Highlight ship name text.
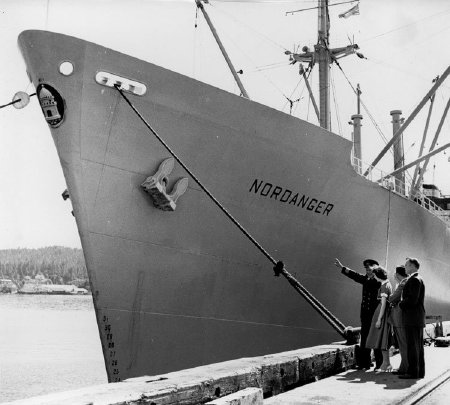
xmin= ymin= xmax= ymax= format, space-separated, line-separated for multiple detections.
xmin=249 ymin=179 xmax=334 ymax=216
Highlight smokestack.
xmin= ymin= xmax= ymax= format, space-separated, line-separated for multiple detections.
xmin=351 ymin=114 xmax=363 ymax=174
xmin=391 ymin=110 xmax=405 ymax=194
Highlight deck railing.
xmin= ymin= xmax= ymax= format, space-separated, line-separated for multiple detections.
xmin=352 ymin=156 xmax=450 ymax=224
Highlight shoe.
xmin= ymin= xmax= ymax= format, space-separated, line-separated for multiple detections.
xmin=356 ymin=365 xmax=370 ymax=370
xmin=398 ymin=374 xmax=419 ymax=379
xmin=377 ymin=364 xmax=392 ymax=372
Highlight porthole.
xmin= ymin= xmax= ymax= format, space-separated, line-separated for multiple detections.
xmin=59 ymin=61 xmax=74 ymax=76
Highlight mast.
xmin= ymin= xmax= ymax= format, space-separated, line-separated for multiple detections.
xmin=413 ymin=97 xmax=450 ymax=193
xmin=410 ymin=80 xmax=437 ymax=195
xmin=364 ymin=66 xmax=450 ymax=177
xmin=317 ymin=0 xmax=331 ymax=129
xmin=290 ymin=0 xmax=359 ymax=130
xmin=351 ymin=83 xmax=362 ymax=170
xmin=299 ymin=64 xmax=320 ymax=120
xmin=196 ymin=0 xmax=249 ymax=99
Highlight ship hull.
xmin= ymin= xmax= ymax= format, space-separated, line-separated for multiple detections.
xmin=19 ymin=30 xmax=450 ymax=382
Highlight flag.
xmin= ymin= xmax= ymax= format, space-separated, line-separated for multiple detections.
xmin=339 ymin=3 xmax=359 ymax=19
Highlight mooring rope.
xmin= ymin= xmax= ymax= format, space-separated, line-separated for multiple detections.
xmin=0 ymin=93 xmax=36 ymax=110
xmin=385 ymin=184 xmax=392 ymax=269
xmin=114 ymin=85 xmax=351 ymax=339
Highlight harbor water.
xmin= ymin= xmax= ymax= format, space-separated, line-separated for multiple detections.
xmin=0 ymin=294 xmax=107 ymax=402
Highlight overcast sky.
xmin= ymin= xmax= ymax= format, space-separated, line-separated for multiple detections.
xmin=1 ymin=0 xmax=449 ymax=249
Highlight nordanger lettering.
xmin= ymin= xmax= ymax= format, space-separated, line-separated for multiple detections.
xmin=249 ymin=179 xmax=334 ymax=216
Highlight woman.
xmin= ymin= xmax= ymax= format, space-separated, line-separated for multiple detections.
xmin=388 ymin=265 xmax=409 ymax=375
xmin=366 ymin=266 xmax=393 ymax=372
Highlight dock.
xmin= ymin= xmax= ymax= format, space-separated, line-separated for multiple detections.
xmin=4 ymin=323 xmax=450 ymax=405
xmin=265 ymin=345 xmax=450 ymax=405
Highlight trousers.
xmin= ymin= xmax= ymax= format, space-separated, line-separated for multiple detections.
xmin=393 ymin=326 xmax=408 ymax=373
xmin=404 ymin=326 xmax=425 ymax=378
xmin=359 ymin=318 xmax=382 ymax=368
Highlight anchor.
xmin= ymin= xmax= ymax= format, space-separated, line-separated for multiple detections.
xmin=141 ymin=157 xmax=189 ymax=211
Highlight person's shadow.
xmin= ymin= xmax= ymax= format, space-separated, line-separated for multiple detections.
xmin=336 ymin=369 xmax=418 ymax=390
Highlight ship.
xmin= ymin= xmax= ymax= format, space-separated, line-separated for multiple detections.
xmin=17 ymin=0 xmax=450 ymax=383
xmin=17 ymin=274 xmax=88 ymax=295
xmin=0 ymin=279 xmax=18 ymax=294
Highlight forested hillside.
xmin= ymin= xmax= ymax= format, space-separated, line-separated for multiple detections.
xmin=0 ymin=246 xmax=88 ymax=288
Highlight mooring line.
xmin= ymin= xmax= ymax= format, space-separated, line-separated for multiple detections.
xmin=0 ymin=92 xmax=36 ymax=109
xmin=114 ymin=85 xmax=350 ymax=339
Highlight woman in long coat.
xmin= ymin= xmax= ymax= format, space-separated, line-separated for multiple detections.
xmin=388 ymin=265 xmax=409 ymax=374
xmin=366 ymin=267 xmax=393 ymax=371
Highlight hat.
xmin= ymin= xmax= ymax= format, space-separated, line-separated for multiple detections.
xmin=363 ymin=259 xmax=379 ymax=267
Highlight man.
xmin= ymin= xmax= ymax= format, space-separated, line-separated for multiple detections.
xmin=334 ymin=258 xmax=382 ymax=370
xmin=398 ymin=257 xmax=425 ymax=379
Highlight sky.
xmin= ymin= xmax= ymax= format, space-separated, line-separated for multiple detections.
xmin=1 ymin=0 xmax=449 ymax=249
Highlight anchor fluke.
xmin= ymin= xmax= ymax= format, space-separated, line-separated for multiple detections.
xmin=141 ymin=157 xmax=189 ymax=211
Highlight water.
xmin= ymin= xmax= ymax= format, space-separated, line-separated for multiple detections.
xmin=0 ymin=294 xmax=107 ymax=403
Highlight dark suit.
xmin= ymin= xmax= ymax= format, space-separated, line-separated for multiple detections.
xmin=399 ymin=272 xmax=425 ymax=378
xmin=342 ymin=268 xmax=382 ymax=368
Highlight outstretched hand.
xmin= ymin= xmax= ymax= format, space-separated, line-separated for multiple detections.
xmin=334 ymin=258 xmax=343 ymax=268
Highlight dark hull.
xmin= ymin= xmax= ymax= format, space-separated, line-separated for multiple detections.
xmin=18 ymin=30 xmax=450 ymax=382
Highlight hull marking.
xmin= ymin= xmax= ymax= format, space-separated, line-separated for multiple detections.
xmin=249 ymin=179 xmax=334 ymax=216
xmin=37 ymin=84 xmax=64 ymax=127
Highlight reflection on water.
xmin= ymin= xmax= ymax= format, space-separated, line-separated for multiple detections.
xmin=0 ymin=294 xmax=107 ymax=402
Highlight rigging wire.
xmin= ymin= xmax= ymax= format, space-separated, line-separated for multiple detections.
xmin=200 ymin=0 xmax=449 ymax=190
xmin=333 ymin=59 xmax=391 ymax=147
xmin=385 ymin=185 xmax=392 ymax=269
xmin=193 ymin=4 xmax=200 ymax=78
xmin=254 ymin=61 xmax=291 ymax=72
xmin=210 ymin=0 xmax=290 ymax=53
xmin=291 ymin=65 xmax=315 ymax=118
xmin=330 ymin=70 xmax=342 ymax=135
xmin=331 ymin=54 xmax=421 ymax=189
xmin=361 ymin=7 xmax=450 ymax=44
xmin=286 ymin=0 xmax=358 ymax=16
xmin=282 ymin=66 xmax=310 ymax=115
xmin=355 ymin=11 xmax=450 ymax=87
xmin=45 ymin=0 xmax=50 ymax=29
xmin=202 ymin=1 xmax=292 ymax=101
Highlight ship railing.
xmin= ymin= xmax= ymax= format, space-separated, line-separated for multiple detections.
xmin=352 ymin=156 xmax=449 ymax=224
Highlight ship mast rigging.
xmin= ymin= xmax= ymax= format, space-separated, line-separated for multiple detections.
xmin=364 ymin=66 xmax=450 ymax=177
xmin=195 ymin=0 xmax=250 ymax=99
xmin=410 ymin=89 xmax=436 ymax=195
xmin=287 ymin=0 xmax=360 ymax=130
xmin=197 ymin=0 xmax=359 ymax=129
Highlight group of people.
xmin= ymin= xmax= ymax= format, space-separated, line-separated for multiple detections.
xmin=334 ymin=257 xmax=426 ymax=379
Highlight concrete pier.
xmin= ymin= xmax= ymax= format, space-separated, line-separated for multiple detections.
xmin=4 ymin=322 xmax=449 ymax=405
xmin=3 ymin=343 xmax=355 ymax=405
xmin=264 ymin=345 xmax=450 ymax=405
